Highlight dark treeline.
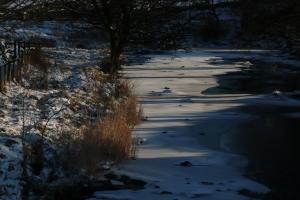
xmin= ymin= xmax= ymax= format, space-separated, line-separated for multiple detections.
xmin=1 ymin=0 xmax=191 ymax=73
xmin=239 ymin=0 xmax=300 ymax=53
xmin=1 ymin=0 xmax=300 ymax=70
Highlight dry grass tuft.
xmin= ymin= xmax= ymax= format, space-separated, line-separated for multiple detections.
xmin=78 ymin=108 xmax=130 ymax=172
xmin=56 ymin=77 xmax=142 ymax=174
xmin=76 ymin=94 xmax=142 ymax=173
xmin=80 ymin=113 xmax=131 ymax=171
xmin=116 ymin=79 xmax=133 ymax=98
xmin=122 ymin=96 xmax=143 ymax=128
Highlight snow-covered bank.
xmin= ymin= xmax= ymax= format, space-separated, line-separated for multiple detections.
xmin=0 ymin=136 xmax=22 ymax=199
xmin=0 ymin=47 xmax=128 ymax=199
xmin=0 ymin=21 xmax=108 ymax=49
xmin=89 ymin=49 xmax=300 ymax=200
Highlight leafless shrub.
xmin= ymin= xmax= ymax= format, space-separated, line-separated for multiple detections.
xmin=59 ymin=90 xmax=142 ymax=174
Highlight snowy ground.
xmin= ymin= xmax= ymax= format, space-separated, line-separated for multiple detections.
xmin=0 ymin=47 xmax=110 ymax=200
xmin=0 ymin=136 xmax=22 ymax=200
xmin=0 ymin=21 xmax=107 ymax=48
xmin=89 ymin=49 xmax=300 ymax=200
xmin=1 ymin=37 xmax=300 ymax=199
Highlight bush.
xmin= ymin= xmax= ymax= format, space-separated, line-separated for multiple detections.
xmin=122 ymin=96 xmax=143 ymax=128
xmin=60 ymin=92 xmax=142 ymax=174
xmin=79 ymin=109 xmax=131 ymax=168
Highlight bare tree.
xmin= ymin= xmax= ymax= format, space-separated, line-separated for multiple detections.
xmin=57 ymin=0 xmax=181 ymax=74
xmin=90 ymin=0 xmax=132 ymax=73
xmin=2 ymin=0 xmax=190 ymax=73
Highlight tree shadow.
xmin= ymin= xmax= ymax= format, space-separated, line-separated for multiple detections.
xmin=138 ymin=94 xmax=300 ymax=199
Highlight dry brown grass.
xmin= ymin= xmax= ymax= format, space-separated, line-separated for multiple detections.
xmin=76 ymin=94 xmax=142 ymax=173
xmin=115 ymin=79 xmax=133 ymax=98
xmin=121 ymin=96 xmax=143 ymax=128
xmin=55 ymin=76 xmax=142 ymax=174
xmin=78 ymin=108 xmax=130 ymax=172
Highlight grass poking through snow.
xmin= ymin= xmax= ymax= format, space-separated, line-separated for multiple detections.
xmin=59 ymin=78 xmax=143 ymax=174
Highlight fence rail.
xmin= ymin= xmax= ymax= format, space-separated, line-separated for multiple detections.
xmin=0 ymin=41 xmax=41 ymax=91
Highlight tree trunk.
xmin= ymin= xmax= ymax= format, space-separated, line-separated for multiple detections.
xmin=210 ymin=0 xmax=220 ymax=24
xmin=110 ymin=36 xmax=123 ymax=74
xmin=110 ymin=48 xmax=121 ymax=74
xmin=240 ymin=0 xmax=250 ymax=34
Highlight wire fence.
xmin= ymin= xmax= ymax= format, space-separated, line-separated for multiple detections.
xmin=0 ymin=41 xmax=41 ymax=91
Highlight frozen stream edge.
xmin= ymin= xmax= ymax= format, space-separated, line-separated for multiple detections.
xmin=89 ymin=49 xmax=286 ymax=200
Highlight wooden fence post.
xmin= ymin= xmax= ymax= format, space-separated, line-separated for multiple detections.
xmin=0 ymin=65 xmax=4 ymax=90
xmin=12 ymin=62 xmax=15 ymax=81
xmin=4 ymin=62 xmax=8 ymax=82
xmin=14 ymin=41 xmax=17 ymax=59
xmin=18 ymin=41 xmax=21 ymax=58
xmin=0 ymin=41 xmax=41 ymax=90
xmin=15 ymin=59 xmax=21 ymax=82
xmin=7 ymin=61 xmax=14 ymax=83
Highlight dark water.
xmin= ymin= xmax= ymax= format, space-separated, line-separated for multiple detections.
xmin=208 ymin=57 xmax=300 ymax=199
xmin=232 ymin=105 xmax=300 ymax=200
xmin=203 ymin=58 xmax=300 ymax=97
